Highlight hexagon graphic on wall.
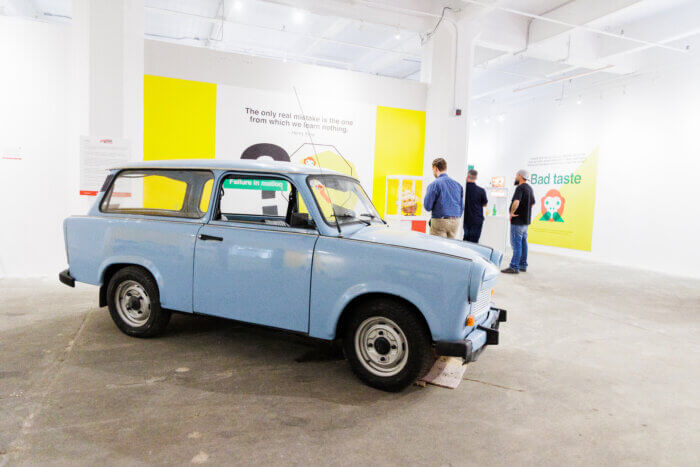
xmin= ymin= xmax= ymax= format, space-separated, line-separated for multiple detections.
xmin=291 ymin=144 xmax=359 ymax=214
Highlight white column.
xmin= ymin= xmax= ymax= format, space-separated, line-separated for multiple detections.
xmin=421 ymin=19 xmax=480 ymax=234
xmin=69 ymin=0 xmax=144 ymax=212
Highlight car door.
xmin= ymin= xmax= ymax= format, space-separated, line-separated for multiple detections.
xmin=192 ymin=172 xmax=318 ymax=332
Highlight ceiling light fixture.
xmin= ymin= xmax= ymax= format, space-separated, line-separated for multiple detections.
xmin=233 ymin=1 xmax=243 ymax=11
xmin=292 ymin=10 xmax=305 ymax=23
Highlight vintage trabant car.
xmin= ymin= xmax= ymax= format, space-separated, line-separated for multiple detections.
xmin=60 ymin=160 xmax=506 ymax=391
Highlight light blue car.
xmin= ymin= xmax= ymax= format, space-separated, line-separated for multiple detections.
xmin=60 ymin=159 xmax=506 ymax=391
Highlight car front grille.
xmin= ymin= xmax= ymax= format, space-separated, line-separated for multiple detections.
xmin=471 ymin=287 xmax=492 ymax=325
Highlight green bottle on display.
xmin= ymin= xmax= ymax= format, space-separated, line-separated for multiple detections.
xmin=492 ymin=205 xmax=497 ymax=216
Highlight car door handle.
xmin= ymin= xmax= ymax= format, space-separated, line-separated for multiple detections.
xmin=198 ymin=234 xmax=223 ymax=242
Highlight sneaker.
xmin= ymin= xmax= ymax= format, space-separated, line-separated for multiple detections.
xmin=501 ymin=267 xmax=519 ymax=274
xmin=520 ymin=268 xmax=527 ymax=272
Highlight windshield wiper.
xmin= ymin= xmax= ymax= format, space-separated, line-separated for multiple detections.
xmin=335 ymin=214 xmax=371 ymax=226
xmin=360 ymin=213 xmax=386 ymax=225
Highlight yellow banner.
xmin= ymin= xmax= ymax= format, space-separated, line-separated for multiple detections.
xmin=528 ymin=148 xmax=599 ymax=251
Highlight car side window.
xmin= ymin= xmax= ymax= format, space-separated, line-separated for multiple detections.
xmin=217 ymin=175 xmax=315 ymax=229
xmin=101 ymin=170 xmax=214 ymax=219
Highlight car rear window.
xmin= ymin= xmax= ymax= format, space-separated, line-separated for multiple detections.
xmin=101 ymin=169 xmax=214 ymax=219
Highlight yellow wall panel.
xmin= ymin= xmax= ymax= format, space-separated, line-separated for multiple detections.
xmin=372 ymin=106 xmax=426 ymax=217
xmin=143 ymin=75 xmax=217 ymax=206
xmin=143 ymin=74 xmax=217 ymax=160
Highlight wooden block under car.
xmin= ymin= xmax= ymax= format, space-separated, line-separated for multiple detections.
xmin=419 ymin=356 xmax=467 ymax=389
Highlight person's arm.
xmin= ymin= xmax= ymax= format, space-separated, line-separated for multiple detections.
xmin=481 ymin=189 xmax=488 ymax=207
xmin=423 ymin=183 xmax=436 ymax=212
xmin=510 ymin=186 xmax=522 ymax=220
xmin=458 ymin=184 xmax=464 ymax=216
xmin=510 ymin=200 xmax=520 ymax=220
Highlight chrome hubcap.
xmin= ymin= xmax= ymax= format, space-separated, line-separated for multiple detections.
xmin=115 ymin=280 xmax=151 ymax=327
xmin=354 ymin=316 xmax=408 ymax=377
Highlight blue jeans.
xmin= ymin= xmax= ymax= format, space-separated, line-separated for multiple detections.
xmin=510 ymin=224 xmax=529 ymax=270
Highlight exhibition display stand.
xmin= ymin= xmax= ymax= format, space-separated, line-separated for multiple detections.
xmin=481 ymin=185 xmax=510 ymax=253
xmin=384 ymin=175 xmax=430 ymax=233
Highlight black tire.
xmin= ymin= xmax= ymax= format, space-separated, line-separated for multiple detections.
xmin=343 ymin=299 xmax=434 ymax=392
xmin=106 ymin=266 xmax=170 ymax=337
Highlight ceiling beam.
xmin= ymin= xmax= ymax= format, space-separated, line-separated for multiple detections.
xmin=356 ymin=35 xmax=420 ymax=74
xmin=300 ymin=17 xmax=350 ymax=56
xmin=5 ymin=0 xmax=40 ymax=19
xmin=461 ymin=0 xmax=688 ymax=53
xmin=256 ymin=0 xmax=436 ymax=32
xmin=206 ymin=0 xmax=226 ymax=47
xmin=145 ymin=7 xmax=421 ymax=60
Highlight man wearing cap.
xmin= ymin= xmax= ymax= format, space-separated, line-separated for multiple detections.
xmin=423 ymin=157 xmax=464 ymax=239
xmin=502 ymin=169 xmax=536 ymax=274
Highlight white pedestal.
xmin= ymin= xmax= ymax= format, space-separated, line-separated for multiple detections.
xmin=481 ymin=216 xmax=509 ymax=254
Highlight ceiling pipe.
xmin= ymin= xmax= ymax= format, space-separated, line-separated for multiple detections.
xmin=513 ymin=64 xmax=614 ymax=92
xmin=460 ymin=0 xmax=689 ymax=54
xmin=471 ymin=63 xmax=613 ymax=100
xmin=353 ymin=0 xmax=462 ymax=109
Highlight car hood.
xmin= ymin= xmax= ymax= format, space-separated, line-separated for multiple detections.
xmin=348 ymin=225 xmax=501 ymax=282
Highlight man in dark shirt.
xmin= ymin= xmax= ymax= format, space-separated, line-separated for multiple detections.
xmin=502 ymin=169 xmax=536 ymax=274
xmin=463 ymin=169 xmax=488 ymax=243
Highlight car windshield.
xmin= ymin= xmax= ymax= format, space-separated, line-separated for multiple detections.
xmin=307 ymin=175 xmax=382 ymax=226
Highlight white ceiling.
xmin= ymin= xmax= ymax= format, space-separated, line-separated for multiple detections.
xmin=469 ymin=0 xmax=700 ymax=109
xmin=1 ymin=0 xmax=699 ymax=101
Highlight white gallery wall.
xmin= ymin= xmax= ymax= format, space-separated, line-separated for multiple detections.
xmin=0 ymin=16 xmax=74 ymax=278
xmin=469 ymin=61 xmax=700 ymax=279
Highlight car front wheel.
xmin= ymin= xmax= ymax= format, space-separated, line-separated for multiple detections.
xmin=343 ymin=299 xmax=434 ymax=392
xmin=106 ymin=266 xmax=170 ymax=337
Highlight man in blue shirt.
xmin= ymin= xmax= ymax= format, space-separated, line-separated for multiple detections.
xmin=423 ymin=157 xmax=464 ymax=239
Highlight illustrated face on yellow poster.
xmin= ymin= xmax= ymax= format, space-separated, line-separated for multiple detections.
xmin=527 ymin=148 xmax=599 ymax=251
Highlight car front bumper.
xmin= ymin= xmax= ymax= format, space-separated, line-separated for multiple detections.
xmin=435 ymin=307 xmax=506 ymax=362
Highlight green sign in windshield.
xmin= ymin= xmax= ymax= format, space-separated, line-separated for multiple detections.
xmin=223 ymin=178 xmax=289 ymax=191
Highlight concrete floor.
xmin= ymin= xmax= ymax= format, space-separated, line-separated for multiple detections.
xmin=1 ymin=252 xmax=698 ymax=465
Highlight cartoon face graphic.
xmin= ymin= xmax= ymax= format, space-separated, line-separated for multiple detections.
xmin=544 ymin=196 xmax=561 ymax=215
xmin=539 ymin=189 xmax=565 ymax=222
xmin=302 ymin=156 xmax=317 ymax=167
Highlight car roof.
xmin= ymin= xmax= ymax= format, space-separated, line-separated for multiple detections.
xmin=111 ymin=158 xmax=344 ymax=176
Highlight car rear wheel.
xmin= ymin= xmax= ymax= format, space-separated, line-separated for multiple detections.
xmin=343 ymin=299 xmax=434 ymax=392
xmin=106 ymin=266 xmax=170 ymax=337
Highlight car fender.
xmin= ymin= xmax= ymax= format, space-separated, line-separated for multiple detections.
xmin=331 ymin=280 xmax=433 ymax=333
xmin=98 ymin=256 xmax=165 ymax=301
